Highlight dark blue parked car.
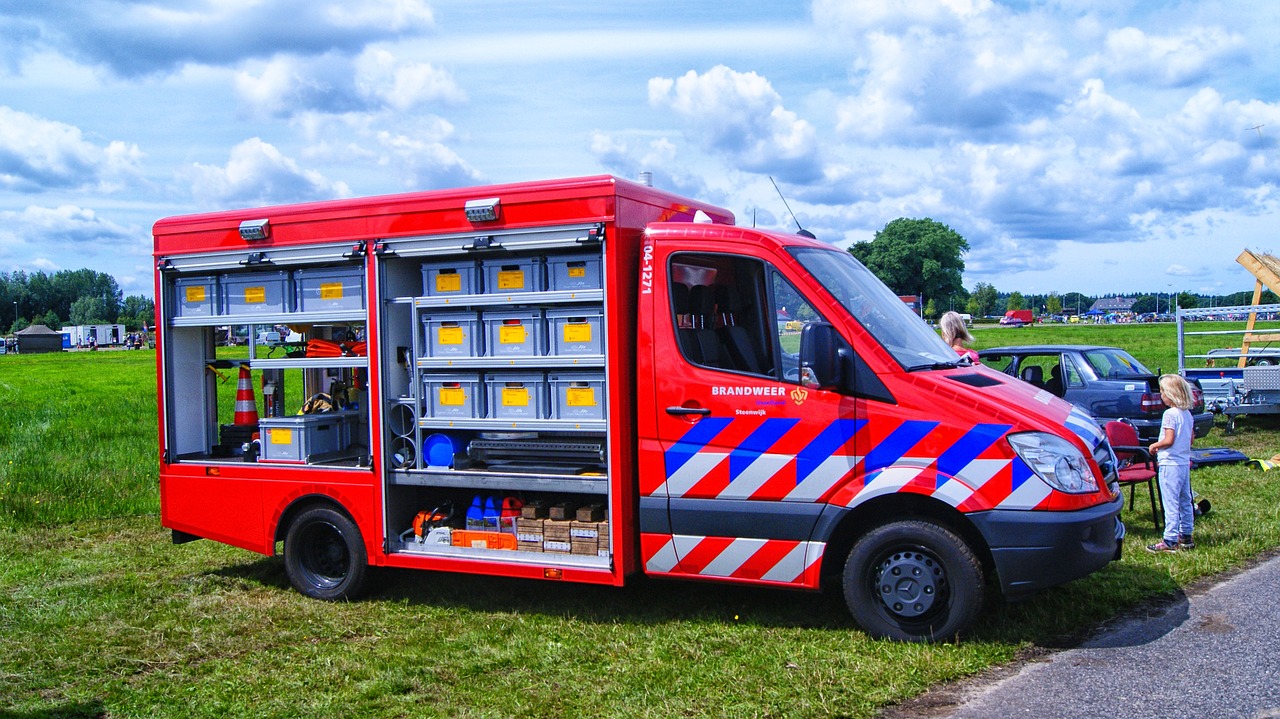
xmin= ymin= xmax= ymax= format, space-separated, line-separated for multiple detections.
xmin=978 ymin=344 xmax=1212 ymax=441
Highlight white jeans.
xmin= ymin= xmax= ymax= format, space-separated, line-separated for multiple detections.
xmin=1158 ymin=463 xmax=1193 ymax=544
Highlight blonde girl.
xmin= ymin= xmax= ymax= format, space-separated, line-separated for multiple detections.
xmin=1146 ymin=374 xmax=1195 ymax=552
xmin=940 ymin=311 xmax=979 ymax=363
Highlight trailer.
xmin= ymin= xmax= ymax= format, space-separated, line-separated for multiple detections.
xmin=1178 ymin=249 xmax=1280 ymax=432
xmin=64 ymin=323 xmax=126 ymax=348
xmin=154 ymin=176 xmax=1124 ymax=642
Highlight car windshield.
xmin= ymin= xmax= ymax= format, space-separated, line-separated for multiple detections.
xmin=1081 ymin=348 xmax=1152 ymax=379
xmin=788 ymin=247 xmax=956 ymax=369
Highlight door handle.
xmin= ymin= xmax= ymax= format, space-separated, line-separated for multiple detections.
xmin=665 ymin=406 xmax=711 ymax=416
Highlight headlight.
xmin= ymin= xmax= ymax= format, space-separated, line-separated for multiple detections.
xmin=1007 ymin=431 xmax=1099 ymax=494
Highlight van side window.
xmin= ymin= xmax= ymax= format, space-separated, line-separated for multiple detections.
xmin=770 ymin=270 xmax=826 ymax=383
xmin=669 ymin=254 xmax=827 ymax=383
xmin=669 ymin=254 xmax=773 ymax=377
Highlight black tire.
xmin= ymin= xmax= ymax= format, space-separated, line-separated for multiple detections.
xmin=842 ymin=520 xmax=985 ymax=642
xmin=284 ymin=506 xmax=368 ymax=601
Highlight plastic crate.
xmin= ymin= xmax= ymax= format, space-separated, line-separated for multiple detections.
xmin=172 ymin=275 xmax=219 ymax=317
xmin=549 ymin=372 xmax=606 ymax=420
xmin=422 ymin=373 xmax=483 ymax=419
xmin=422 ymin=259 xmax=480 ymax=297
xmin=484 ymin=372 xmax=547 ymax=420
xmin=546 ymin=308 xmax=603 ymax=356
xmin=259 ymin=413 xmax=347 ymax=463
xmin=451 ymin=530 xmax=517 ymax=551
xmin=483 ymin=309 xmax=545 ymax=357
xmin=295 ymin=266 xmax=365 ymax=312
xmin=421 ymin=311 xmax=482 ymax=358
xmin=482 ymin=257 xmax=544 ymax=295
xmin=222 ymin=271 xmax=292 ymax=315
xmin=547 ymin=253 xmax=602 ymax=291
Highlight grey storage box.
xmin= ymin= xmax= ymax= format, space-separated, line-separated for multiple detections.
xmin=173 ymin=275 xmax=219 ymax=317
xmin=421 ymin=311 xmax=482 ymax=358
xmin=483 ymin=309 xmax=545 ymax=357
xmin=295 ymin=266 xmax=365 ymax=312
xmin=259 ymin=413 xmax=349 ymax=463
xmin=423 ymin=373 xmax=483 ymax=419
xmin=482 ymin=257 xmax=544 ymax=295
xmin=484 ymin=372 xmax=547 ymax=420
xmin=222 ymin=271 xmax=292 ymax=315
xmin=422 ymin=260 xmax=480 ymax=297
xmin=547 ymin=253 xmax=603 ymax=291
xmin=546 ymin=308 xmax=603 ymax=356
xmin=549 ymin=372 xmax=606 ymax=420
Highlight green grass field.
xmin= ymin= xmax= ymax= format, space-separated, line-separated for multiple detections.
xmin=2 ymin=328 xmax=1279 ymax=717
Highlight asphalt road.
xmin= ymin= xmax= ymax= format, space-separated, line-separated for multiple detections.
xmin=890 ymin=552 xmax=1280 ymax=719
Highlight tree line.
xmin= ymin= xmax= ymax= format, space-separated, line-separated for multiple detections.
xmin=2 ymin=269 xmax=154 ymax=334
xmin=849 ymin=218 xmax=1276 ymax=319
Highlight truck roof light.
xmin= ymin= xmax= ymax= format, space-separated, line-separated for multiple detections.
xmin=465 ymin=197 xmax=501 ymax=223
xmin=239 ymin=218 xmax=270 ymax=241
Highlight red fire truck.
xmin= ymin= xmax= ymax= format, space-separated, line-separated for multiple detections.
xmin=154 ymin=175 xmax=1124 ymax=641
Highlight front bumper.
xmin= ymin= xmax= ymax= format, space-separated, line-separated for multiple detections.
xmin=969 ymin=492 xmax=1125 ymax=601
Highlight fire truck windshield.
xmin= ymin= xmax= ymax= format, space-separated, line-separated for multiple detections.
xmin=788 ymin=247 xmax=957 ymax=370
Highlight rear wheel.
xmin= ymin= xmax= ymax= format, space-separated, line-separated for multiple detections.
xmin=284 ymin=506 xmax=368 ymax=600
xmin=842 ymin=520 xmax=985 ymax=642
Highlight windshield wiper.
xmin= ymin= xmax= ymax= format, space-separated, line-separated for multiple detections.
xmin=907 ymin=359 xmax=962 ymax=372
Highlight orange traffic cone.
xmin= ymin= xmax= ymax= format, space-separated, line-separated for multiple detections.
xmin=234 ymin=365 xmax=259 ymax=426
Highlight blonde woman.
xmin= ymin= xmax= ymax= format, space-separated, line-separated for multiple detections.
xmin=1147 ymin=374 xmax=1195 ymax=552
xmin=940 ymin=311 xmax=979 ymax=363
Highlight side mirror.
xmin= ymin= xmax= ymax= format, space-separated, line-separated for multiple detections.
xmin=799 ymin=322 xmax=842 ymax=390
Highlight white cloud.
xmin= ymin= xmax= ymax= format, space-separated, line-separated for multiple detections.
xmin=0 ymin=204 xmax=137 ymax=272
xmin=185 ymin=138 xmax=351 ymax=207
xmin=4 ymin=0 xmax=436 ymax=77
xmin=648 ymin=65 xmax=821 ymax=183
xmin=1098 ymin=26 xmax=1248 ymax=87
xmin=354 ymin=49 xmax=466 ymax=112
xmin=0 ymin=106 xmax=142 ymax=193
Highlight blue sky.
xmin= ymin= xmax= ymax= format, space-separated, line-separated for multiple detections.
xmin=2 ymin=0 xmax=1278 ymax=300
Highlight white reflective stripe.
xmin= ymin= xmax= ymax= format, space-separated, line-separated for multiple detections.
xmin=955 ymin=458 xmax=1007 ymax=490
xmin=717 ymin=454 xmax=792 ymax=499
xmin=847 ymin=464 xmax=926 ymax=506
xmin=760 ymin=541 xmax=811 ymax=583
xmin=785 ymin=453 xmax=861 ymax=501
xmin=997 ymin=475 xmax=1053 ymax=509
xmin=645 ymin=538 xmax=680 ymax=573
xmin=658 ymin=452 xmax=728 ymax=498
xmin=700 ymin=537 xmax=764 ymax=577
xmin=931 ymin=476 xmax=976 ymax=507
xmin=803 ymin=542 xmax=826 ymax=578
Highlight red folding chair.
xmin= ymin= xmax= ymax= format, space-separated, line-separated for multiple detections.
xmin=1104 ymin=420 xmax=1162 ymax=532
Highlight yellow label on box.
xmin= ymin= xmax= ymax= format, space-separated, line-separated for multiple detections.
xmin=318 ymin=282 xmax=344 ymax=300
xmin=566 ymin=387 xmax=596 ymax=407
xmin=499 ymin=325 xmax=527 ymax=344
xmin=437 ymin=326 xmax=464 ymax=345
xmin=435 ymin=273 xmax=462 ymax=293
xmin=270 ymin=428 xmax=293 ymax=445
xmin=563 ymin=323 xmax=592 ymax=343
xmin=568 ymin=266 xmax=586 ymax=278
xmin=438 ymin=387 xmax=466 ymax=406
xmin=184 ymin=286 xmax=206 ymax=303
xmin=244 ymin=286 xmax=266 ymax=304
xmin=502 ymin=387 xmax=530 ymax=407
xmin=497 ymin=269 xmax=525 ymax=290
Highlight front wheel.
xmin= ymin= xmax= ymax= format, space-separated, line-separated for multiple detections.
xmin=842 ymin=520 xmax=985 ymax=642
xmin=284 ymin=506 xmax=369 ymax=601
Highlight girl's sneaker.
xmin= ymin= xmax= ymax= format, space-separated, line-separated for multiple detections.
xmin=1178 ymin=535 xmax=1195 ymax=549
xmin=1146 ymin=540 xmax=1179 ymax=553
